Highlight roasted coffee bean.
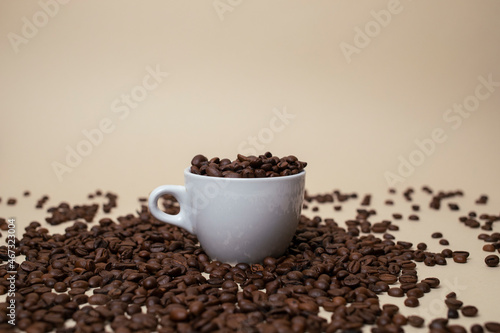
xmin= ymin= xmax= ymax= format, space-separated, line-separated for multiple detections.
xmin=387 ymin=287 xmax=404 ymax=297
xmin=406 ymin=288 xmax=424 ymax=298
xmin=483 ymin=244 xmax=496 ymax=252
xmin=417 ymin=242 xmax=427 ymax=250
xmin=461 ymin=305 xmax=478 ymax=317
xmin=421 ymin=277 xmax=440 ymax=288
xmin=485 ymin=322 xmax=500 ymax=332
xmin=445 ymin=298 xmax=463 ymax=310
xmin=432 ymin=232 xmax=443 ymax=238
xmin=53 ymin=282 xmax=67 ymax=292
xmin=429 ymin=318 xmax=449 ymax=330
xmin=453 ymin=254 xmax=468 ymax=264
xmin=408 ymin=315 xmax=425 ymax=328
xmin=448 ymin=325 xmax=467 ymax=333
xmin=485 ymin=255 xmax=500 ymax=267
xmin=448 ymin=308 xmax=459 ymax=319
xmin=379 ymin=274 xmax=398 ymax=284
xmin=89 ymin=294 xmax=111 ymax=305
xmin=471 ymin=324 xmax=484 ymax=333
xmin=439 ymin=239 xmax=450 ymax=245
xmin=404 ymin=296 xmax=419 ymax=307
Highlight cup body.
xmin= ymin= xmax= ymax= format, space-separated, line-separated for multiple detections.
xmin=149 ymin=167 xmax=305 ymax=264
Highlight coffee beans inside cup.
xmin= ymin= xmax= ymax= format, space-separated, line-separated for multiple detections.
xmin=190 ymin=152 xmax=307 ymax=178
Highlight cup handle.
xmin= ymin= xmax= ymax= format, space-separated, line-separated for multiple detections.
xmin=148 ymin=185 xmax=194 ymax=234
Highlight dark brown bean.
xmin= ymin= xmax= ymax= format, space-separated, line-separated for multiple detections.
xmin=471 ymin=324 xmax=484 ymax=333
xmin=445 ymin=298 xmax=463 ymax=310
xmin=485 ymin=255 xmax=500 ymax=267
xmin=404 ymin=296 xmax=419 ymax=307
xmin=387 ymin=287 xmax=404 ymax=297
xmin=407 ymin=315 xmax=424 ymax=328
xmin=461 ymin=305 xmax=478 ymax=317
xmin=89 ymin=294 xmax=111 ymax=305
xmin=485 ymin=322 xmax=500 ymax=332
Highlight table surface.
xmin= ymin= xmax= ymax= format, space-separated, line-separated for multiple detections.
xmin=1 ymin=1 xmax=500 ymax=331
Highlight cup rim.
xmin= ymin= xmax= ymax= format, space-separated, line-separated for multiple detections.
xmin=184 ymin=166 xmax=305 ymax=181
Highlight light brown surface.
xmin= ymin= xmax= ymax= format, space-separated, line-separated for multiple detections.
xmin=1 ymin=0 xmax=500 ymax=331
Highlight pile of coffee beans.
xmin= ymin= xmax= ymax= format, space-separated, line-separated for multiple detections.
xmin=190 ymin=152 xmax=306 ymax=178
xmin=1 ymin=186 xmax=499 ymax=333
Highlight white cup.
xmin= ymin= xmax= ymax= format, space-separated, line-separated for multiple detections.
xmin=148 ymin=167 xmax=306 ymax=264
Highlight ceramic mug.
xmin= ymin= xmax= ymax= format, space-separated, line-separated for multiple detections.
xmin=148 ymin=167 xmax=306 ymax=264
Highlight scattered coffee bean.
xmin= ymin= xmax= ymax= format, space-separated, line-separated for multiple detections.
xmin=448 ymin=324 xmax=467 ymax=333
xmin=485 ymin=255 xmax=499 ymax=267
xmin=471 ymin=324 xmax=484 ymax=333
xmin=448 ymin=308 xmax=460 ymax=319
xmin=432 ymin=232 xmax=443 ymax=238
xmin=361 ymin=194 xmax=371 ymax=206
xmin=440 ymin=239 xmax=450 ymax=245
xmin=409 ymin=214 xmax=419 ymax=221
xmin=485 ymin=322 xmax=500 ymax=332
xmin=461 ymin=305 xmax=479 ymax=317
xmin=404 ymin=297 xmax=419 ymax=307
xmin=417 ymin=242 xmax=427 ymax=250
xmin=476 ymin=195 xmax=488 ymax=205
xmin=483 ymin=244 xmax=496 ymax=252
xmin=89 ymin=294 xmax=111 ymax=305
xmin=388 ymin=287 xmax=404 ymax=297
xmin=445 ymin=298 xmax=463 ymax=310
xmin=408 ymin=315 xmax=425 ymax=328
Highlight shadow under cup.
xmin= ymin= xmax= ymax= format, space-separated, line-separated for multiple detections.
xmin=149 ymin=167 xmax=306 ymax=264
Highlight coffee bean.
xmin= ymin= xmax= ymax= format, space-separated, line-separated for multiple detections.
xmin=417 ymin=242 xmax=427 ymax=250
xmin=422 ymin=277 xmax=440 ymax=288
xmin=471 ymin=324 xmax=484 ymax=333
xmin=89 ymin=294 xmax=111 ymax=305
xmin=485 ymin=322 xmax=500 ymax=332
xmin=54 ymin=282 xmax=67 ymax=292
xmin=379 ymin=274 xmax=398 ymax=284
xmin=404 ymin=296 xmax=419 ymax=307
xmin=406 ymin=288 xmax=424 ymax=298
xmin=485 ymin=254 xmax=499 ymax=267
xmin=439 ymin=239 xmax=449 ymax=245
xmin=445 ymin=298 xmax=463 ymax=310
xmin=387 ymin=287 xmax=404 ymax=297
xmin=446 ymin=292 xmax=457 ymax=298
xmin=407 ymin=315 xmax=424 ymax=328
xmin=170 ymin=307 xmax=188 ymax=322
xmin=461 ymin=305 xmax=478 ymax=317
xmin=429 ymin=318 xmax=449 ymax=329
xmin=483 ymin=244 xmax=496 ymax=252
xmin=448 ymin=325 xmax=467 ymax=333
xmin=448 ymin=308 xmax=459 ymax=319
xmin=432 ymin=232 xmax=443 ymax=238
xmin=453 ymin=254 xmax=468 ymax=264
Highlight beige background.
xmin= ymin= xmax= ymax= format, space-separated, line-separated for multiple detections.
xmin=1 ymin=0 xmax=500 ymax=330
